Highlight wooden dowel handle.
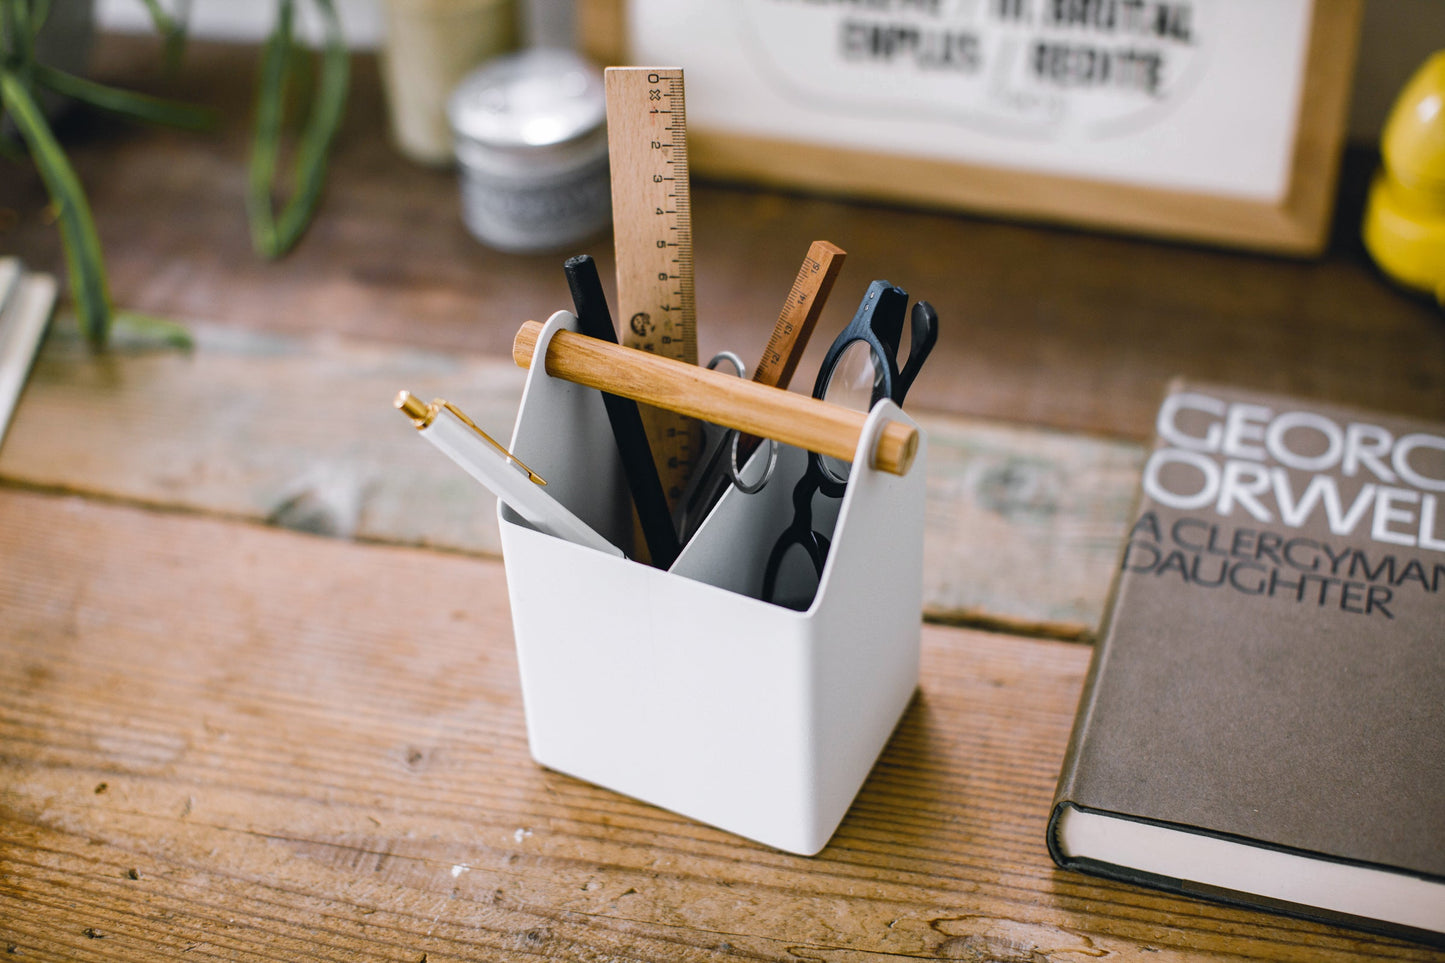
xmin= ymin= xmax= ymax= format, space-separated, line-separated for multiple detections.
xmin=513 ymin=320 xmax=918 ymax=477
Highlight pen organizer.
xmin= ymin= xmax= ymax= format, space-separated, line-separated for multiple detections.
xmin=498 ymin=311 xmax=925 ymax=855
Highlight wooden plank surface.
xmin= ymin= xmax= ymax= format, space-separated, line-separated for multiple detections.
xmin=1 ymin=31 xmax=1438 ymax=963
xmin=1 ymin=36 xmax=1441 ymax=443
xmin=0 ymin=316 xmax=1141 ymax=640
xmin=2 ymin=486 xmax=1440 ymax=961
xmin=0 ymin=317 xmax=532 ymax=552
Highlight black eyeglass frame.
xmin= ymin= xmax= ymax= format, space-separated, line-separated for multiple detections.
xmin=761 ymin=281 xmax=937 ymax=607
xmin=809 ymin=281 xmax=937 ymax=496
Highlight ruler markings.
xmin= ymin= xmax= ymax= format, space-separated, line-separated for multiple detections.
xmin=606 ymin=66 xmax=701 ymax=508
xmin=735 ymin=241 xmax=847 ymax=464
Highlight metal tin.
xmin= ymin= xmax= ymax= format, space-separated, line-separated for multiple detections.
xmin=448 ymin=48 xmax=610 ymax=253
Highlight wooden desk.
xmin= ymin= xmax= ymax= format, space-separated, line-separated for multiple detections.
xmin=1 ymin=36 xmax=1441 ymax=961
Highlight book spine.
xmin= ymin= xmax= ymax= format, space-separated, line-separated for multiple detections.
xmin=1046 ymin=440 xmax=1151 ymax=865
xmin=1046 ymin=636 xmax=1107 ymax=864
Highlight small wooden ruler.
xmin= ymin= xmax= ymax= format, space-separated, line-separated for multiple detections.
xmin=736 ymin=240 xmax=846 ymax=464
xmin=605 ymin=66 xmax=700 ymax=508
xmin=754 ymin=240 xmax=845 ymax=392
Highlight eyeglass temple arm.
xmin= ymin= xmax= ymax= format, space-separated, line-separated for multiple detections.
xmin=872 ymin=286 xmax=908 ymax=358
xmin=895 ymin=300 xmax=939 ymax=404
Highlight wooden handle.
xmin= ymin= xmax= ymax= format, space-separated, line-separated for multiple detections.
xmin=513 ymin=321 xmax=919 ymax=477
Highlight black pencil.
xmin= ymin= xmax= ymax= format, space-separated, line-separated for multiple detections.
xmin=562 ymin=255 xmax=682 ymax=569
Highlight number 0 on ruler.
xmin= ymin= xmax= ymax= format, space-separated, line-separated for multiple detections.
xmin=606 ymin=67 xmax=700 ymax=507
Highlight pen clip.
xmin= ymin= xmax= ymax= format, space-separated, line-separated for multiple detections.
xmin=395 ymin=390 xmax=547 ymax=486
xmin=438 ymin=401 xmax=547 ymax=486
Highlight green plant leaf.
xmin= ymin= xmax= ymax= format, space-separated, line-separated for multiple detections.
xmin=113 ymin=309 xmax=193 ymax=351
xmin=34 ymin=63 xmax=216 ymax=130
xmin=30 ymin=0 xmax=51 ymax=36
xmin=2 ymin=1 xmax=36 ymax=87
xmin=245 ymin=0 xmax=293 ymax=258
xmin=247 ymin=0 xmax=348 ymax=260
xmin=1 ymin=66 xmax=112 ymax=346
xmin=137 ymin=0 xmax=189 ymax=72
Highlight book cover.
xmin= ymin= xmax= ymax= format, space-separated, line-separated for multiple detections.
xmin=1048 ymin=380 xmax=1445 ymax=944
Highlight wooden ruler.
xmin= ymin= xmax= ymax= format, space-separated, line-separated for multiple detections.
xmin=605 ymin=66 xmax=700 ymax=509
xmin=754 ymin=240 xmax=846 ymax=392
xmin=735 ymin=240 xmax=846 ymax=464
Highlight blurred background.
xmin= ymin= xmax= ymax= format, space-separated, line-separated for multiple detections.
xmin=90 ymin=0 xmax=1442 ymax=144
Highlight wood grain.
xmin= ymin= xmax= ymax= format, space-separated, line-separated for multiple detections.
xmin=3 ymin=487 xmax=1440 ymax=961
xmin=753 ymin=240 xmax=846 ymax=394
xmin=605 ymin=66 xmax=698 ymax=368
xmin=513 ymin=320 xmax=919 ymax=476
xmin=0 ymin=31 xmax=1438 ymax=963
xmin=0 ymin=315 xmax=1140 ymax=639
xmin=0 ymin=316 xmax=531 ymax=551
xmin=0 ymin=37 xmax=1440 ymax=443
xmin=606 ymin=65 xmax=701 ymax=508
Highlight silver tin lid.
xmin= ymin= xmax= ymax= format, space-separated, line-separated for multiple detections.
xmin=448 ymin=48 xmax=606 ymax=177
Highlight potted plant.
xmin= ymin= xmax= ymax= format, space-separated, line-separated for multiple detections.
xmin=1 ymin=0 xmax=349 ymax=348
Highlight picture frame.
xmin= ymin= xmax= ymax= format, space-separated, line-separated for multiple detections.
xmin=578 ymin=0 xmax=1363 ymax=256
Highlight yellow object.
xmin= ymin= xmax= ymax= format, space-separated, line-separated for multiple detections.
xmin=1363 ymin=51 xmax=1445 ymax=305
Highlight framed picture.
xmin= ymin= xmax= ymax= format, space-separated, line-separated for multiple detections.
xmin=578 ymin=0 xmax=1362 ymax=255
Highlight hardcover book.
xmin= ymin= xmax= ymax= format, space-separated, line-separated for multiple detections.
xmin=1048 ymin=381 xmax=1445 ymax=944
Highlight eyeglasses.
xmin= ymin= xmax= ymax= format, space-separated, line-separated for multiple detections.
xmin=761 ymin=281 xmax=937 ymax=609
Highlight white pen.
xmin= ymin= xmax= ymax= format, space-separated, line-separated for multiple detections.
xmin=394 ymin=391 xmax=625 ymax=559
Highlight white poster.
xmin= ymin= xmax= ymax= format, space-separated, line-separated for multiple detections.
xmin=629 ymin=0 xmax=1315 ymax=201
